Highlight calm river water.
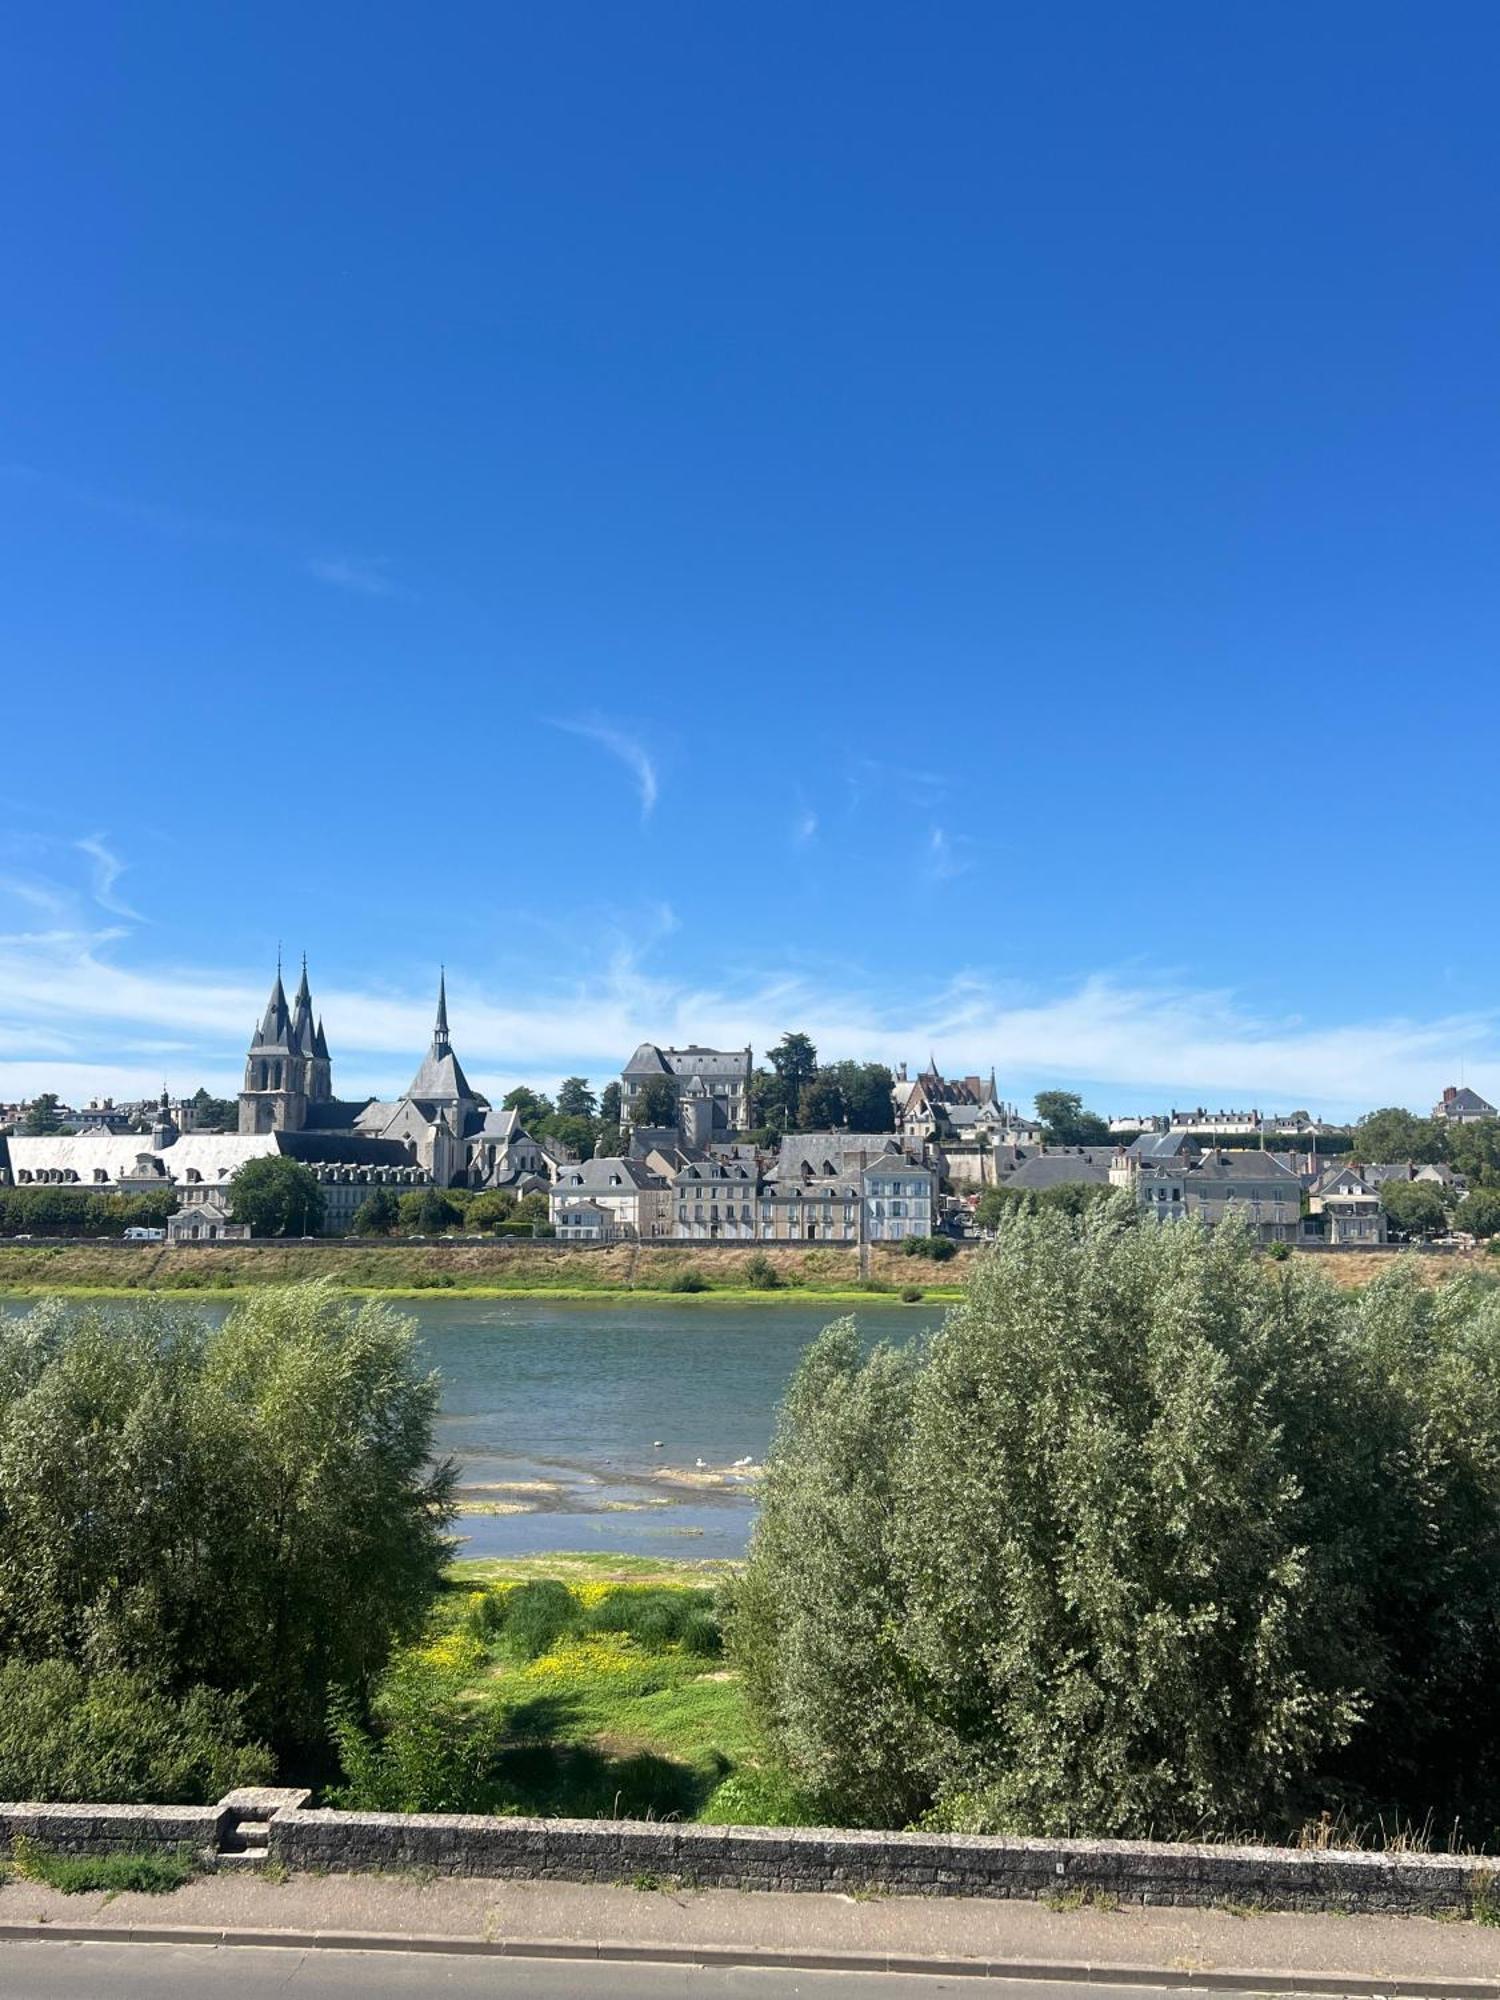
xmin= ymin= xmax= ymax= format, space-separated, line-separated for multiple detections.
xmin=1 ymin=1296 xmax=942 ymax=1560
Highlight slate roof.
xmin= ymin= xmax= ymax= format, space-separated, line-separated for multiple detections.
xmin=1187 ymin=1150 xmax=1301 ymax=1186
xmin=552 ymin=1158 xmax=669 ymax=1193
xmin=1004 ymin=1149 xmax=1115 ymax=1191
xmin=773 ymin=1132 xmax=905 ymax=1180
xmin=1437 ymin=1086 xmax=1497 ymax=1117
xmin=624 ymin=1043 xmax=750 ymax=1080
xmin=1128 ymin=1131 xmax=1199 ymax=1161
xmin=403 ymin=1047 xmax=483 ymax=1106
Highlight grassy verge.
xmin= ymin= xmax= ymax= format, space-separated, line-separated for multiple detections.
xmin=0 ymin=1239 xmax=974 ymax=1302
xmin=329 ymin=1553 xmax=815 ymax=1827
xmin=9 ymin=1836 xmax=198 ymax=1895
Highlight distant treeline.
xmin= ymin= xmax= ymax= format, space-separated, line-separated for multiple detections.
xmin=0 ymin=1188 xmax=177 ymax=1237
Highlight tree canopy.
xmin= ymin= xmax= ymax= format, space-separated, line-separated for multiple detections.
xmin=733 ymin=1204 xmax=1500 ymax=1840
xmin=227 ymin=1156 xmax=325 ymax=1238
xmin=20 ymin=1094 xmax=63 ymax=1136
xmin=1033 ymin=1091 xmax=1111 ymax=1146
xmin=1380 ymin=1179 xmax=1451 ymax=1239
xmin=631 ymin=1076 xmax=678 ymax=1128
xmin=0 ymin=1283 xmax=454 ymax=1758
xmin=1352 ymin=1106 xmax=1447 ymax=1165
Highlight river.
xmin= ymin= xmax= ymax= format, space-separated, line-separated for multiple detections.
xmin=1 ymin=1295 xmax=943 ymax=1561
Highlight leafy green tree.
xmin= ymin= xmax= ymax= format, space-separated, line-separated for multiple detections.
xmin=1380 ymin=1179 xmax=1451 ymax=1240
xmin=797 ymin=1073 xmax=846 ymax=1130
xmin=1353 ymin=1107 xmax=1448 ymax=1165
xmin=0 ymin=1660 xmax=271 ymax=1804
xmin=351 ymin=1186 xmax=400 ymax=1236
xmin=187 ymin=1088 xmax=238 ymax=1132
xmin=767 ymin=1034 xmax=819 ymax=1119
xmin=1446 ymin=1119 xmax=1500 ymax=1186
xmin=555 ymin=1077 xmax=597 ymax=1120
xmin=501 ymin=1087 xmax=554 ymax=1130
xmin=726 ymin=1320 xmax=926 ymax=1826
xmin=515 ymin=1191 xmax=549 ymax=1224
xmin=21 ymin=1094 xmax=63 ymax=1136
xmin=632 ymin=1077 xmax=678 ymax=1128
xmin=543 ymin=1113 xmax=596 ymax=1159
xmin=228 ymin=1156 xmax=325 ymax=1237
xmin=414 ymin=1189 xmax=461 ymax=1234
xmin=0 ymin=1284 xmax=454 ymax=1755
xmin=599 ymin=1081 xmax=622 ymax=1126
xmin=1033 ymin=1091 xmax=1110 ymax=1146
xmin=973 ymin=1186 xmax=1025 ymax=1230
xmin=1455 ymin=1186 xmax=1500 ymax=1239
xmin=830 ymin=1062 xmax=895 ymax=1133
xmin=748 ymin=1069 xmax=788 ymax=1139
xmin=737 ymin=1205 xmax=1500 ymax=1839
xmin=465 ymin=1190 xmax=517 ymax=1230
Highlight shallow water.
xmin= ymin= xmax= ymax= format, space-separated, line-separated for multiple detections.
xmin=1 ymin=1294 xmax=940 ymax=1560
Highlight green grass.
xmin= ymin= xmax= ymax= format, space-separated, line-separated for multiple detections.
xmin=9 ymin=1836 xmax=198 ymax=1895
xmin=338 ymin=1556 xmax=814 ymax=1826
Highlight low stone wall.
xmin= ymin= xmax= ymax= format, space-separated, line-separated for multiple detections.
xmin=0 ymin=1803 xmax=227 ymax=1855
xmin=0 ymin=1798 xmax=1491 ymax=1916
xmin=268 ymin=1809 xmax=1496 ymax=1917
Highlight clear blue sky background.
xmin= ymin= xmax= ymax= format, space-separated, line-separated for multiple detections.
xmin=2 ymin=2 xmax=1497 ymax=1115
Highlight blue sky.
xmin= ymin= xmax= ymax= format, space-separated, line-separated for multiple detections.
xmin=3 ymin=2 xmax=1498 ymax=1118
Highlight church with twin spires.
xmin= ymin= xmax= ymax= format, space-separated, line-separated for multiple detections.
xmin=238 ymin=958 xmax=542 ymax=1191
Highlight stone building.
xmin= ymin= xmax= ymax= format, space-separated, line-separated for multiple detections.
xmin=621 ymin=1043 xmax=753 ymax=1141
xmin=1307 ymin=1163 xmax=1388 ymax=1246
xmin=1111 ymin=1133 xmax=1302 ymax=1242
xmin=893 ymin=1062 xmax=1042 ymax=1180
xmin=548 ymin=1156 xmax=673 ymax=1240
xmin=1434 ymin=1084 xmax=1498 ymax=1124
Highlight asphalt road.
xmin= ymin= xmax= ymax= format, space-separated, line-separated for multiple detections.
xmin=0 ymin=1941 xmax=1218 ymax=1998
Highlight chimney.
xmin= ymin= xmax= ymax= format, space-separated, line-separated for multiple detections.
xmin=1443 ymin=1086 xmax=1457 ymax=1105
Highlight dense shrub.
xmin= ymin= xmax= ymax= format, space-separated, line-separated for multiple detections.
xmin=663 ymin=1268 xmax=711 ymax=1293
xmin=0 ymin=1187 xmax=176 ymax=1239
xmin=501 ymin=1580 xmax=583 ymax=1659
xmin=328 ymin=1655 xmax=511 ymax=1814
xmin=0 ymin=1283 xmax=454 ymax=1757
xmin=901 ymin=1235 xmax=957 ymax=1261
xmin=735 ymin=1200 xmax=1500 ymax=1841
xmin=586 ymin=1587 xmax=718 ymax=1651
xmin=0 ymin=1661 xmax=271 ymax=1804
xmin=742 ymin=1253 xmax=782 ymax=1291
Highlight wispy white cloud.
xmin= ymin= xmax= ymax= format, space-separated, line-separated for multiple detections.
xmin=0 ymin=463 xmax=237 ymax=543
xmin=924 ymin=825 xmax=973 ymax=883
xmin=74 ymin=835 xmax=142 ymax=921
xmin=792 ymin=808 xmax=819 ymax=845
xmin=305 ymin=554 xmax=400 ymax=598
xmin=549 ymin=715 xmax=659 ymax=819
xmin=0 ymin=920 xmax=1493 ymax=1120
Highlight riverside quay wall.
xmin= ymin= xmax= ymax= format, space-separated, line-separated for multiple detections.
xmin=1 ymin=1800 xmax=1496 ymax=1917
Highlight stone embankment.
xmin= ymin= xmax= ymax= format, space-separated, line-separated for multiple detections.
xmin=1 ymin=1798 xmax=1495 ymax=1918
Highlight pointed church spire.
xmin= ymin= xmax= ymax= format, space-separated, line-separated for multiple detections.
xmin=433 ymin=967 xmax=450 ymax=1054
xmin=254 ymin=960 xmax=291 ymax=1048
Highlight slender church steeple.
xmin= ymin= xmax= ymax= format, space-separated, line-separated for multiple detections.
xmin=432 ymin=967 xmax=450 ymax=1056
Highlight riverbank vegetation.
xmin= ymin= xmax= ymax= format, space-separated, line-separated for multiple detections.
xmin=735 ymin=1200 xmax=1500 ymax=1847
xmin=0 ymin=1237 xmax=973 ymax=1300
xmin=322 ymin=1554 xmax=822 ymax=1827
xmin=0 ymin=1282 xmax=453 ymax=1797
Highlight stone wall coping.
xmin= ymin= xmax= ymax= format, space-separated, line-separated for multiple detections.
xmin=0 ymin=1803 xmax=226 ymax=1826
xmin=272 ymin=1808 xmax=1492 ymax=1880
